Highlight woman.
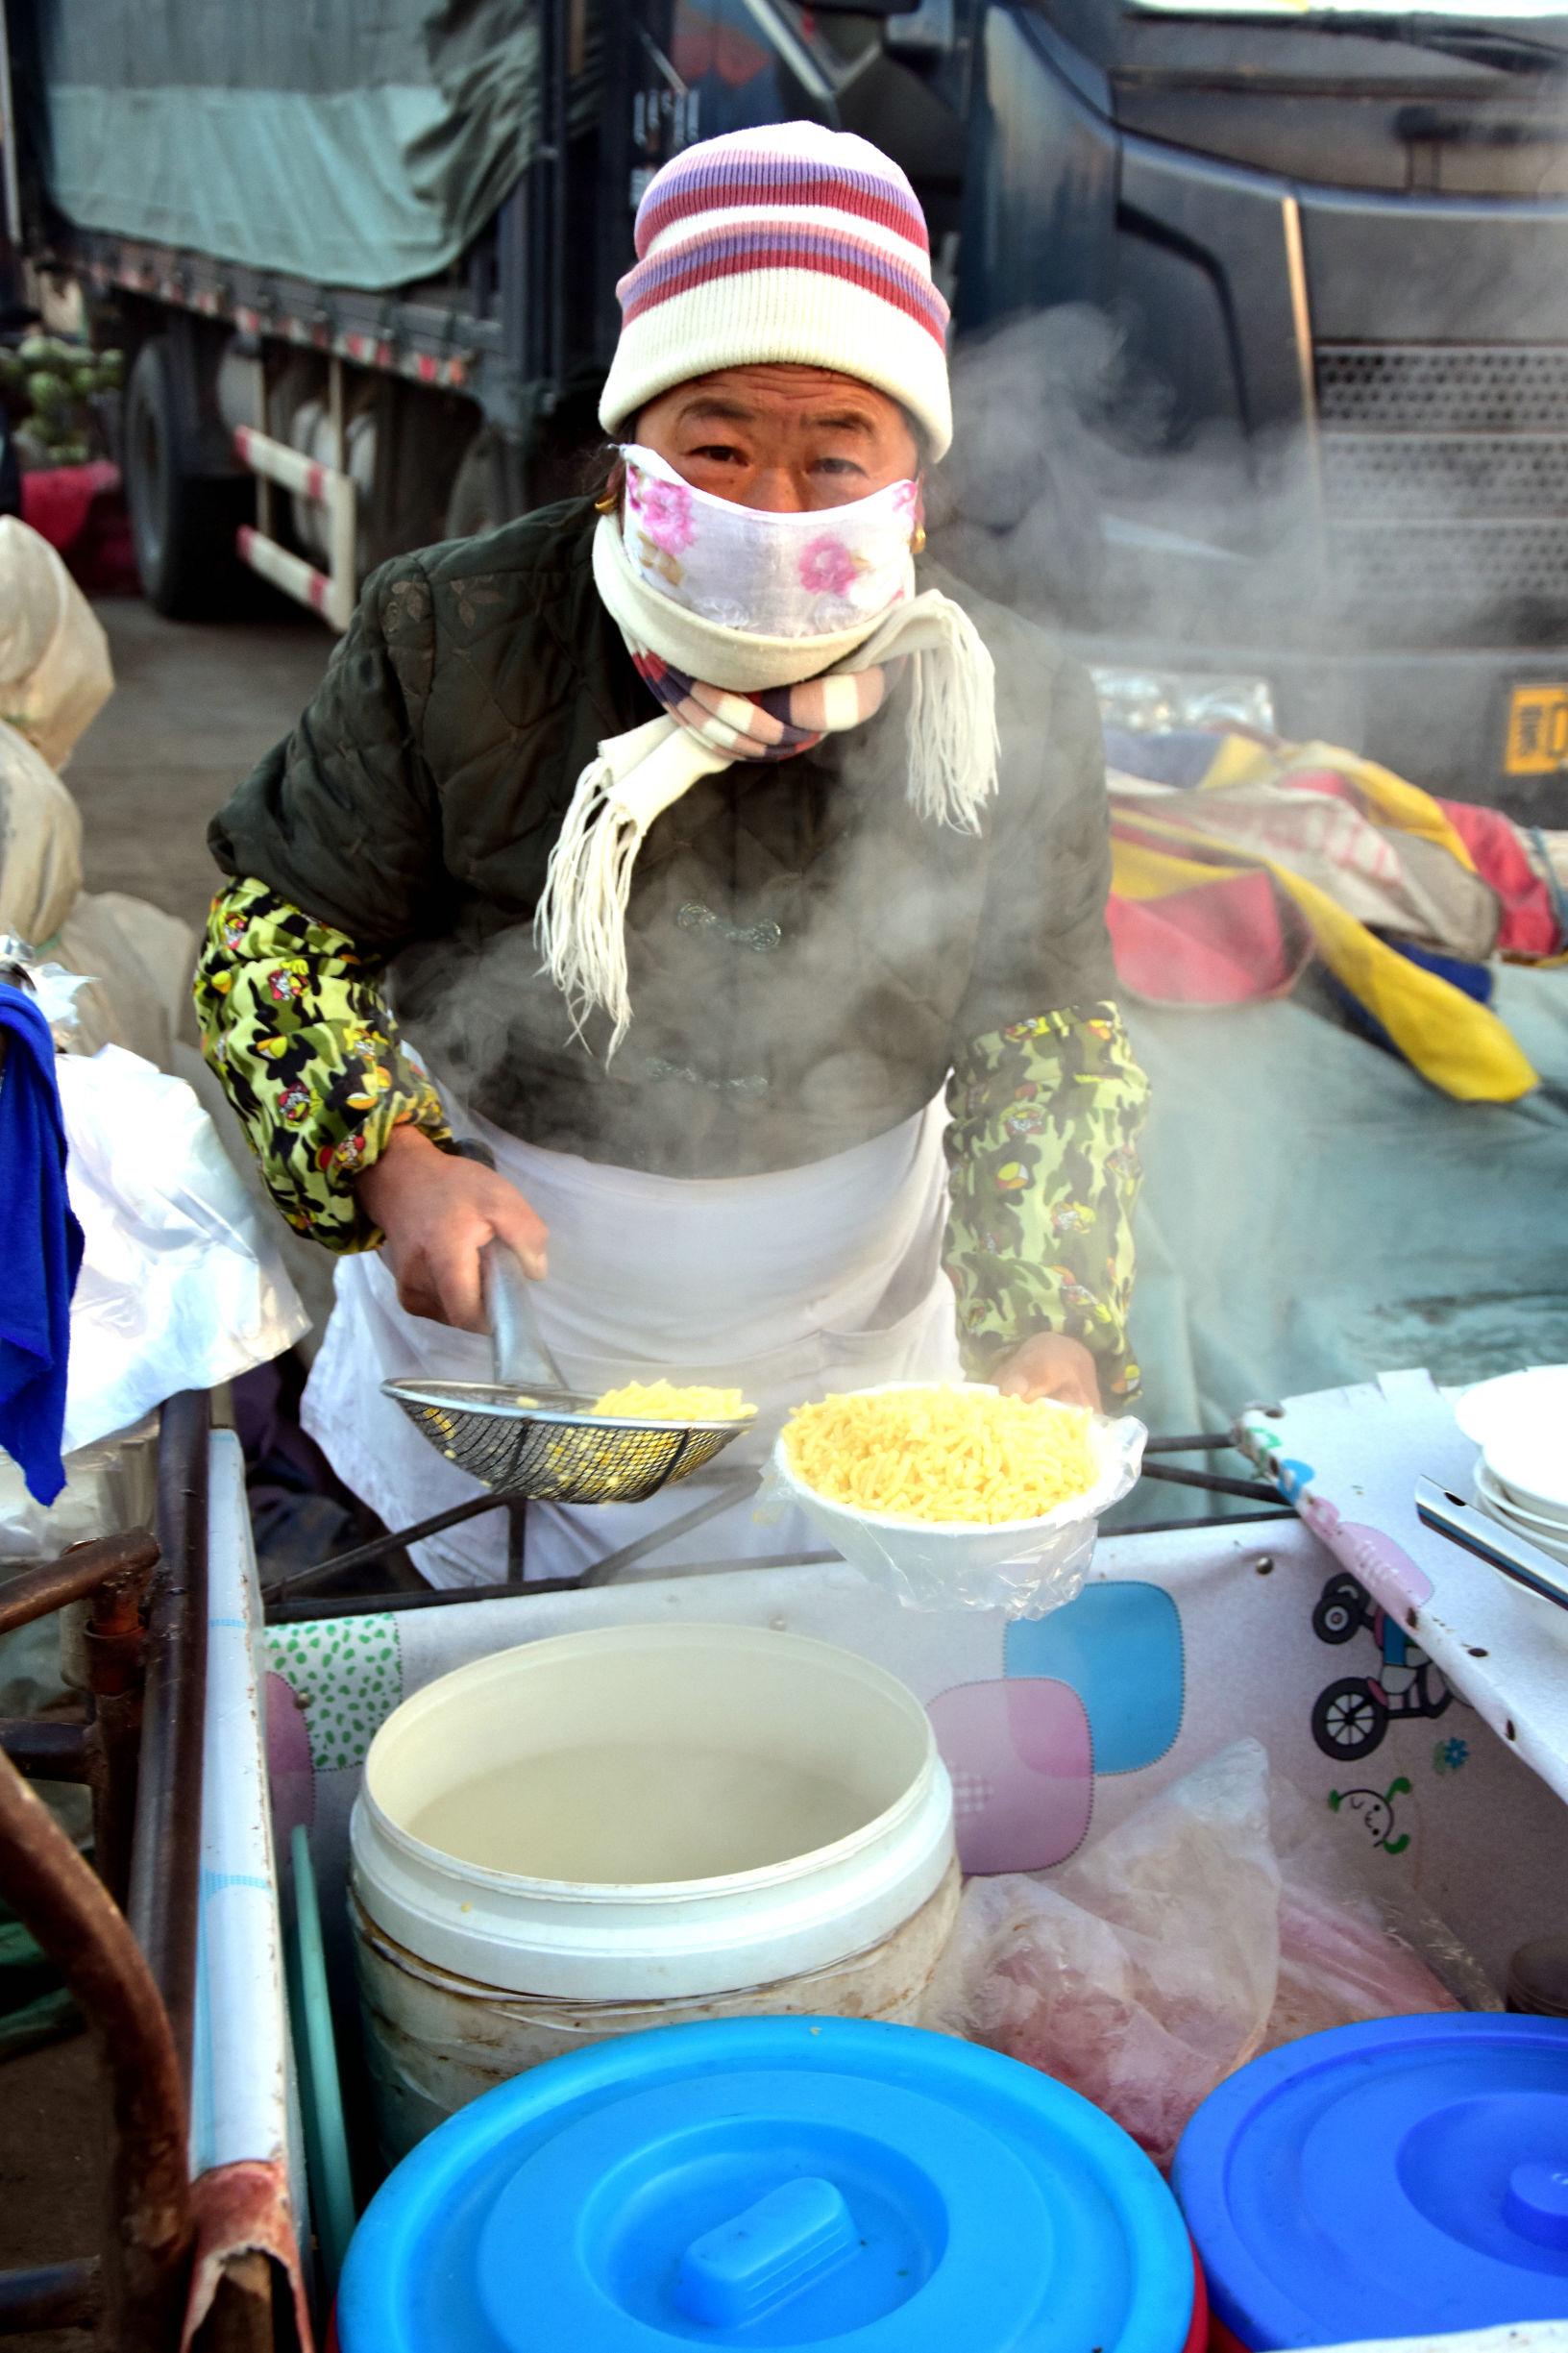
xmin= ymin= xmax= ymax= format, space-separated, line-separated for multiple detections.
xmin=197 ymin=123 xmax=1149 ymax=1586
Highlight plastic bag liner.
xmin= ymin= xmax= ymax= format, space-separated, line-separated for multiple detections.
xmin=920 ymin=1739 xmax=1498 ymax=2168
xmin=54 ymin=1044 xmax=308 ymax=1455
xmin=758 ymin=1385 xmax=1146 ymax=1617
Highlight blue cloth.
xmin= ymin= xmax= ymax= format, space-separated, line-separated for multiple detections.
xmin=0 ymin=985 xmax=83 ymax=1505
xmin=1324 ymin=938 xmax=1494 ymax=1063
xmin=1102 ymin=726 xmax=1222 ymax=788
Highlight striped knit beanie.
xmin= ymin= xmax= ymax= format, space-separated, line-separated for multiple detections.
xmin=600 ymin=123 xmax=952 ymax=460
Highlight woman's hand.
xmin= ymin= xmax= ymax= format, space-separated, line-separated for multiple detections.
xmin=992 ymin=1333 xmax=1102 ymax=1411
xmin=355 ymin=1125 xmax=550 ymax=1332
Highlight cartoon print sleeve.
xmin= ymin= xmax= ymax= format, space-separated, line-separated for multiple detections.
xmin=193 ymin=877 xmax=453 ymax=1252
xmin=943 ymin=1002 xmax=1150 ymax=1400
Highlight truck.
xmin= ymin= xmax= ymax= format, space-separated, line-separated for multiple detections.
xmin=4 ymin=0 xmax=1567 ymax=815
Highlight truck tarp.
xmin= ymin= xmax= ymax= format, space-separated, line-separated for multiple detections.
xmin=26 ymin=0 xmax=543 ymax=291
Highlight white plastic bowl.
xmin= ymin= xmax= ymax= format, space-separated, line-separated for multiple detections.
xmin=1455 ymin=1363 xmax=1568 ymax=1453
xmin=1475 ymin=1493 xmax=1568 ymax=1572
xmin=769 ymin=1381 xmax=1147 ymax=1616
xmin=1484 ymin=1431 xmax=1568 ymax=1525
xmin=1475 ymin=1456 xmax=1568 ymax=1542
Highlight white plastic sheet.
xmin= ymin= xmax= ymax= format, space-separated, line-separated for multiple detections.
xmin=56 ymin=1044 xmax=307 ymax=1453
xmin=0 ymin=1421 xmax=157 ymax=1569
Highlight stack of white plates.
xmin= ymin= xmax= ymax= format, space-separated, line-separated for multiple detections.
xmin=1455 ymin=1365 xmax=1568 ymax=1569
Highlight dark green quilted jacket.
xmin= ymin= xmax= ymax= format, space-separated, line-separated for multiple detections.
xmin=208 ymin=497 xmax=1117 ymax=1180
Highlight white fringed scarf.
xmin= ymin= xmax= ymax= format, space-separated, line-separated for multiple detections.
xmin=535 ymin=514 xmax=1000 ymax=1056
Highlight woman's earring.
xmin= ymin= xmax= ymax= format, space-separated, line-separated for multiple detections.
xmin=594 ymin=456 xmax=626 ymax=514
xmin=911 ymin=524 xmax=926 ymax=554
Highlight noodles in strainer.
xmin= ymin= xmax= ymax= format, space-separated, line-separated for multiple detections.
xmin=590 ymin=1381 xmax=755 ymax=1421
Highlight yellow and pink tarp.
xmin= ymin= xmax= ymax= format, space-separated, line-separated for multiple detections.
xmin=1105 ymin=731 xmax=1565 ymax=1104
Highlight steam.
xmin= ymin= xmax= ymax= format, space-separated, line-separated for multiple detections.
xmin=927 ymin=306 xmax=1322 ymax=653
xmin=926 ymin=303 xmax=1568 ymax=838
xmin=399 ymin=679 xmax=1053 ymax=1175
xmin=396 ymin=304 xmax=1329 ymax=1167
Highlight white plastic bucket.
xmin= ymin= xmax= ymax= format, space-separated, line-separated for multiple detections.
xmin=350 ymin=1624 xmax=956 ymax=2003
xmin=350 ymin=1624 xmax=958 ymax=2154
xmin=353 ymin=1861 xmax=962 ymax=2159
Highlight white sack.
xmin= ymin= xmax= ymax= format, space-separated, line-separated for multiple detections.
xmin=0 ymin=516 xmax=112 ymax=770
xmin=57 ymin=1045 xmax=308 ymax=1454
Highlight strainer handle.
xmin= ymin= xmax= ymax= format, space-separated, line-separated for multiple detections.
xmin=480 ymin=1239 xmax=570 ymax=1391
xmin=453 ymin=1138 xmax=572 ymax=1392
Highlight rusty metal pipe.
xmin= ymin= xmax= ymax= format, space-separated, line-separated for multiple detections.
xmin=0 ymin=2258 xmax=102 ymax=2333
xmin=0 ymin=1718 xmax=90 ymax=1780
xmin=88 ymin=1688 xmax=142 ymax=1914
xmin=129 ymin=1389 xmax=209 ymax=2102
xmin=192 ymin=2249 xmax=275 ymax=2353
xmin=0 ymin=1752 xmax=191 ymax=2346
xmin=0 ymin=1554 xmax=151 ymax=1900
xmin=0 ymin=1532 xmax=158 ymax=1640
xmin=84 ymin=1555 xmax=150 ymax=1911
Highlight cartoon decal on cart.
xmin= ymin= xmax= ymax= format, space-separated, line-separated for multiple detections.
xmin=1310 ymin=1570 xmax=1452 ymax=1762
xmin=1329 ymin=1776 xmax=1413 ymax=1854
xmin=927 ymin=1584 xmax=1187 ymax=1875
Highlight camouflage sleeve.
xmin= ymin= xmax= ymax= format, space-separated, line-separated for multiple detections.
xmin=943 ymin=1003 xmax=1150 ymax=1400
xmin=193 ymin=877 xmax=453 ymax=1252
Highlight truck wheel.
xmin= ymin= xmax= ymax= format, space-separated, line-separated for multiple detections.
xmin=124 ymin=334 xmax=251 ymax=619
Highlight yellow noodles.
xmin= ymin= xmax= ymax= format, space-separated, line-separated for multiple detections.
xmin=783 ymin=1386 xmax=1096 ymax=1525
xmin=590 ymin=1381 xmax=755 ymax=1422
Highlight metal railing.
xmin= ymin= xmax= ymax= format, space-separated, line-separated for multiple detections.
xmin=0 ymin=1395 xmax=211 ymax=2347
xmin=233 ymin=399 xmax=356 ymax=632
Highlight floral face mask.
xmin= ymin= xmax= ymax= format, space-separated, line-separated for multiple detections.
xmin=617 ymin=443 xmax=919 ymax=639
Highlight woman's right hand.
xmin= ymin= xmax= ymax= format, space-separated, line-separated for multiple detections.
xmin=355 ymin=1124 xmax=550 ymax=1332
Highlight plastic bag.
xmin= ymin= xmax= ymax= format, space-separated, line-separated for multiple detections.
xmin=759 ymin=1386 xmax=1147 ymax=1617
xmin=12 ymin=955 xmax=101 ymax=1046
xmin=0 ymin=716 xmax=83 ymax=943
xmin=0 ymin=1423 xmax=158 ymax=1570
xmin=921 ymin=1739 xmax=1495 ymax=2167
xmin=55 ymin=1044 xmax=308 ymax=1454
xmin=1266 ymin=1774 xmax=1499 ymax=2043
xmin=0 ymin=516 xmax=112 ymax=772
xmin=922 ymin=1742 xmax=1281 ymax=2163
xmin=53 ymin=893 xmax=196 ymax=1066
xmin=9 ymin=918 xmax=193 ymax=1070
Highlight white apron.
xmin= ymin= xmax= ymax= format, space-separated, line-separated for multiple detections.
xmin=302 ymin=1102 xmax=963 ymax=1586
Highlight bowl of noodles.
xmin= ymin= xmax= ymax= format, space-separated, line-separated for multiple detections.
xmin=768 ymin=1383 xmax=1147 ymax=1617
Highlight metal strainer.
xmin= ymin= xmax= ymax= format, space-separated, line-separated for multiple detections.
xmin=382 ymin=1239 xmax=751 ymax=1506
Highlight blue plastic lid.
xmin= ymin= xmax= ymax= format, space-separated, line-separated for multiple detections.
xmin=1174 ymin=2013 xmax=1568 ymax=2347
xmin=338 ymin=2018 xmax=1195 ymax=2353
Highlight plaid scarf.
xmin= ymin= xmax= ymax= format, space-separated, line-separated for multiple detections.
xmin=629 ymin=647 xmax=898 ymax=762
